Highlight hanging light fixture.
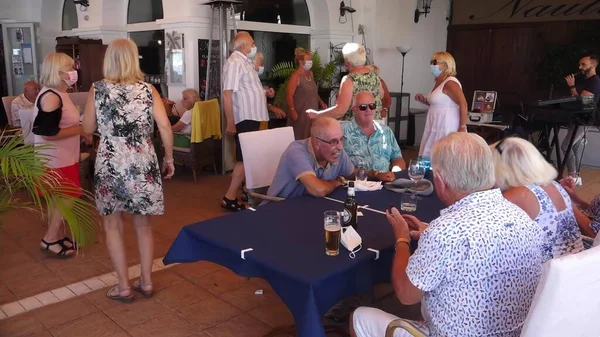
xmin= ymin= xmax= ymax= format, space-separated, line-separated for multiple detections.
xmin=414 ymin=0 xmax=433 ymax=23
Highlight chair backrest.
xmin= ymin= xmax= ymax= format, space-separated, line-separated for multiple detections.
xmin=18 ymin=109 xmax=35 ymax=145
xmin=239 ymin=126 xmax=295 ymax=190
xmin=520 ymin=246 xmax=600 ymax=337
xmin=2 ymin=96 xmax=17 ymax=124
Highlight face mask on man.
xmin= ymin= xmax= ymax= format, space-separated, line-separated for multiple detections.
xmin=303 ymin=60 xmax=313 ymax=71
xmin=430 ymin=65 xmax=442 ymax=78
xmin=247 ymin=46 xmax=257 ymax=58
xmin=257 ymin=66 xmax=265 ymax=76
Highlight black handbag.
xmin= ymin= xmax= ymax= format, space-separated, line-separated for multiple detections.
xmin=32 ymin=90 xmax=63 ymax=137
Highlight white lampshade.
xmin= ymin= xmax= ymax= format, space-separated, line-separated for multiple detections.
xmin=396 ymin=45 xmax=412 ymax=54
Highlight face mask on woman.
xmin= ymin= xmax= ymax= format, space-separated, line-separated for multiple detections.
xmin=430 ymin=65 xmax=442 ymax=78
xmin=303 ymin=60 xmax=313 ymax=71
xmin=63 ymin=70 xmax=78 ymax=86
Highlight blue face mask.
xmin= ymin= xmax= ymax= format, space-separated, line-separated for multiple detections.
xmin=257 ymin=66 xmax=264 ymax=76
xmin=430 ymin=65 xmax=442 ymax=78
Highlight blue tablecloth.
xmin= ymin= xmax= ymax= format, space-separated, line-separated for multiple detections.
xmin=163 ymin=171 xmax=444 ymax=337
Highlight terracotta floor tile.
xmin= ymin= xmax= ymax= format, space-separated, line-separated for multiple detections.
xmin=248 ymin=297 xmax=295 ymax=328
xmin=0 ymin=251 xmax=35 ymax=270
xmin=193 ymin=269 xmax=247 ymax=295
xmin=55 ymin=259 xmax=111 ymax=284
xmin=127 ymin=313 xmax=195 ymax=337
xmin=34 ymin=297 xmax=98 ymax=328
xmin=148 ymin=269 xmax=186 ymax=291
xmin=219 ymin=282 xmax=275 ymax=311
xmin=13 ymin=329 xmax=54 ymax=337
xmin=0 ymin=260 xmax=51 ymax=284
xmin=84 ymin=288 xmax=122 ymax=311
xmin=171 ymin=261 xmax=223 ymax=282
xmin=0 ymin=281 xmax=17 ymax=305
xmin=49 ymin=312 xmax=124 ymax=337
xmin=4 ymin=273 xmax=66 ymax=300
xmin=153 ymin=280 xmax=211 ymax=310
xmin=0 ymin=312 xmax=45 ymax=337
xmin=203 ymin=313 xmax=272 ymax=337
xmin=177 ymin=296 xmax=242 ymax=330
xmin=104 ymin=298 xmax=170 ymax=329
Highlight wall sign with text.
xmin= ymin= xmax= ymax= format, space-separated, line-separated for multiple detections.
xmin=452 ymin=0 xmax=600 ymax=25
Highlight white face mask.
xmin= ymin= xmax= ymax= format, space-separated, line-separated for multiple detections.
xmin=63 ymin=70 xmax=78 ymax=87
xmin=303 ymin=60 xmax=313 ymax=71
xmin=341 ymin=225 xmax=363 ymax=259
xmin=257 ymin=66 xmax=265 ymax=76
xmin=247 ymin=46 xmax=257 ymax=58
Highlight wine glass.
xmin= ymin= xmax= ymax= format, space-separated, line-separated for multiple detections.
xmin=355 ymin=158 xmax=368 ymax=182
xmin=408 ymin=159 xmax=426 ymax=188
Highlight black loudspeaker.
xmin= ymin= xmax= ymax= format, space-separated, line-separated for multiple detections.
xmin=387 ymin=92 xmax=410 ymax=146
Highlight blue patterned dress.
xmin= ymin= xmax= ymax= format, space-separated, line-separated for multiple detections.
xmin=92 ymin=80 xmax=164 ymax=216
xmin=526 ymin=182 xmax=584 ymax=261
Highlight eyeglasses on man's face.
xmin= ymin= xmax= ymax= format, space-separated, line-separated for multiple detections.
xmin=355 ymin=103 xmax=376 ymax=111
xmin=316 ymin=136 xmax=344 ymax=147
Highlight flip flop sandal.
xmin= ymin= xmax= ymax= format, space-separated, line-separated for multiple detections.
xmin=106 ymin=286 xmax=134 ymax=303
xmin=221 ymin=197 xmax=246 ymax=211
xmin=133 ymin=280 xmax=154 ymax=298
xmin=40 ymin=238 xmax=75 ymax=258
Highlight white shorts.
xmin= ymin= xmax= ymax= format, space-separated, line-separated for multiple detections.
xmin=352 ymin=307 xmax=429 ymax=337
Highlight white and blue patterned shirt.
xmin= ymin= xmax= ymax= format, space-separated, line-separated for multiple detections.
xmin=341 ymin=119 xmax=402 ymax=172
xmin=407 ymin=189 xmax=544 ymax=337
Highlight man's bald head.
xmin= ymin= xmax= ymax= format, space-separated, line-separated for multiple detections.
xmin=311 ymin=117 xmax=341 ymax=140
xmin=23 ymin=81 xmax=40 ymax=102
xmin=233 ymin=31 xmax=254 ymax=51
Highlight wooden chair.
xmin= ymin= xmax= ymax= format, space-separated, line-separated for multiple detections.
xmin=238 ymin=126 xmax=294 ymax=207
xmin=2 ymin=96 xmax=17 ymax=126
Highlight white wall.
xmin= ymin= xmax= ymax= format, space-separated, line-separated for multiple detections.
xmin=372 ymin=0 xmax=451 ymax=110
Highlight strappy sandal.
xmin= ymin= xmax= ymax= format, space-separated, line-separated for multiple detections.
xmin=106 ymin=286 xmax=134 ymax=303
xmin=40 ymin=238 xmax=75 ymax=258
xmin=221 ymin=197 xmax=246 ymax=212
xmin=133 ymin=279 xmax=154 ymax=298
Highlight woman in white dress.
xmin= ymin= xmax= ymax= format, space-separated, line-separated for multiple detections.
xmin=415 ymin=52 xmax=468 ymax=161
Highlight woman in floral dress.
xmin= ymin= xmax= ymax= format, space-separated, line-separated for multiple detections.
xmin=83 ymin=38 xmax=174 ymax=302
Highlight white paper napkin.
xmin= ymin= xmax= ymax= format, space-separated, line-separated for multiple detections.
xmin=353 ymin=180 xmax=383 ymax=191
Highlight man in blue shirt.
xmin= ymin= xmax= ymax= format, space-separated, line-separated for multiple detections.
xmin=264 ymin=117 xmax=355 ymax=201
xmin=342 ymin=91 xmax=405 ymax=182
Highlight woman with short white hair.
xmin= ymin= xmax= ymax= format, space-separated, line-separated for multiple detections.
xmin=306 ymin=42 xmax=384 ymax=121
xmin=491 ymin=136 xmax=584 ymax=261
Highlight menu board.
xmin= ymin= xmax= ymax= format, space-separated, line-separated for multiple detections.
xmin=198 ymin=39 xmax=221 ymax=101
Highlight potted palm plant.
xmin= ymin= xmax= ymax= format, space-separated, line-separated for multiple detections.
xmin=268 ymin=50 xmax=337 ymax=111
xmin=0 ymin=133 xmax=97 ymax=247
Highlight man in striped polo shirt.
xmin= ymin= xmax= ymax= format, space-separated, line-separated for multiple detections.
xmin=221 ymin=31 xmax=274 ymax=211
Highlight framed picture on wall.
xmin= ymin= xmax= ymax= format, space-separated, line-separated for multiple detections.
xmin=471 ymin=90 xmax=498 ymax=112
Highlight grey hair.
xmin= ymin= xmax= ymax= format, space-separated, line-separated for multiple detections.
xmin=233 ymin=31 xmax=252 ymax=50
xmin=310 ymin=116 xmax=340 ymax=139
xmin=490 ymin=137 xmax=557 ymax=190
xmin=351 ymin=91 xmax=374 ymax=108
xmin=431 ymin=132 xmax=495 ymax=193
xmin=342 ymin=43 xmax=367 ymax=68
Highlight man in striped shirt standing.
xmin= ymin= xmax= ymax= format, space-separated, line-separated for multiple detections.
xmin=221 ymin=31 xmax=274 ymax=211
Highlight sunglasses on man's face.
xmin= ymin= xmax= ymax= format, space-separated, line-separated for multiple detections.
xmin=356 ymin=103 xmax=377 ymax=111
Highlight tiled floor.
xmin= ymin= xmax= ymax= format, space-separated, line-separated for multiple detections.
xmin=0 ymin=145 xmax=599 ymax=337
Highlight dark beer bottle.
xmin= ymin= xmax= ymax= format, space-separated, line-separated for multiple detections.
xmin=343 ymin=181 xmax=358 ymax=229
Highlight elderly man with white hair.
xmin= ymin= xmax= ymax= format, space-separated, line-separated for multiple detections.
xmin=221 ymin=31 xmax=275 ymax=211
xmin=307 ymin=42 xmax=384 ymax=121
xmin=350 ymin=132 xmax=545 ymax=337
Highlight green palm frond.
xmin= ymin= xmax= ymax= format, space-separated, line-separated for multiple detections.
xmin=0 ymin=133 xmax=97 ymax=248
xmin=268 ymin=61 xmax=296 ymax=80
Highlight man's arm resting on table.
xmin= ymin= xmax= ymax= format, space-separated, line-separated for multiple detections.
xmin=299 ymin=173 xmax=342 ymax=198
xmin=392 ymin=243 xmax=424 ymax=305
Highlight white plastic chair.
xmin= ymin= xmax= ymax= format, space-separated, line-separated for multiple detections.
xmin=520 ymin=246 xmax=600 ymax=337
xmin=238 ymin=126 xmax=295 ymax=205
xmin=18 ymin=108 xmax=35 ymax=145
